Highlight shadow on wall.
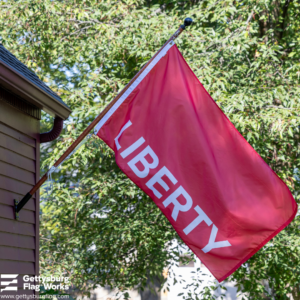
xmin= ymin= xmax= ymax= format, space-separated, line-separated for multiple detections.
xmin=68 ymin=285 xmax=118 ymax=300
xmin=213 ymin=283 xmax=241 ymax=300
xmin=140 ymin=275 xmax=162 ymax=300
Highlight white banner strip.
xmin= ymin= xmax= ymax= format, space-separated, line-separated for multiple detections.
xmin=1 ymin=280 xmax=17 ymax=285
xmin=1 ymin=275 xmax=18 ymax=279
xmin=94 ymin=41 xmax=176 ymax=134
xmin=1 ymin=287 xmax=18 ymax=292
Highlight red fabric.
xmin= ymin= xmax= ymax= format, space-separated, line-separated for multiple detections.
xmin=96 ymin=44 xmax=297 ymax=281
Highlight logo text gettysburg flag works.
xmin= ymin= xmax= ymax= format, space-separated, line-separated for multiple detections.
xmin=95 ymin=41 xmax=297 ymax=282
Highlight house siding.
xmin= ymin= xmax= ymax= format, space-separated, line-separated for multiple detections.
xmin=0 ymin=94 xmax=39 ymax=297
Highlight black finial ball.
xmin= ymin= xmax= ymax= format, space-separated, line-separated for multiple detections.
xmin=184 ymin=18 xmax=193 ymax=27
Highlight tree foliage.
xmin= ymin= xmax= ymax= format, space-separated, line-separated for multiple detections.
xmin=0 ymin=0 xmax=300 ymax=299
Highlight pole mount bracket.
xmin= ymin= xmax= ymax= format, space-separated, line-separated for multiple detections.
xmin=14 ymin=192 xmax=32 ymax=220
xmin=14 ymin=200 xmax=20 ymax=220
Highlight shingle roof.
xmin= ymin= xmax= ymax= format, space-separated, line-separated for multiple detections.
xmin=0 ymin=44 xmax=69 ymax=109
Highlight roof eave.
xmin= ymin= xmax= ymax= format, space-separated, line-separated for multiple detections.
xmin=0 ymin=61 xmax=72 ymax=120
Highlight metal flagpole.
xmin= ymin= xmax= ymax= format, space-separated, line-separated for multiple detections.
xmin=14 ymin=17 xmax=193 ymax=219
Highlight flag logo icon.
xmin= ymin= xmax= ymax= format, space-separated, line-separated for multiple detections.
xmin=0 ymin=274 xmax=18 ymax=292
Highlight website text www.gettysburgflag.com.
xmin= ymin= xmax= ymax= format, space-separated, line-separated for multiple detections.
xmin=0 ymin=295 xmax=70 ymax=299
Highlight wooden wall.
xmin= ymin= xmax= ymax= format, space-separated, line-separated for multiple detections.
xmin=0 ymin=95 xmax=40 ymax=297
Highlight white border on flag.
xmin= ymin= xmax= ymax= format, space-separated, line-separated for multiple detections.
xmin=94 ymin=41 xmax=176 ymax=134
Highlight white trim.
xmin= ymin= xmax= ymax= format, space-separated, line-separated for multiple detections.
xmin=94 ymin=41 xmax=175 ymax=134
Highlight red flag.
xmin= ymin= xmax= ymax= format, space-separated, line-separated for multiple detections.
xmin=95 ymin=42 xmax=297 ymax=282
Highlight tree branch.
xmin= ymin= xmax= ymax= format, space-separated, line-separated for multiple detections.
xmin=264 ymin=105 xmax=293 ymax=110
xmin=206 ymin=11 xmax=254 ymax=51
xmin=280 ymin=0 xmax=293 ymax=40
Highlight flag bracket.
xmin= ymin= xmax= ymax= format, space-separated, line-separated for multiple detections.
xmin=14 ymin=193 xmax=32 ymax=220
xmin=14 ymin=200 xmax=20 ymax=220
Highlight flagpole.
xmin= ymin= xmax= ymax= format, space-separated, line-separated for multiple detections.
xmin=14 ymin=18 xmax=193 ymax=219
